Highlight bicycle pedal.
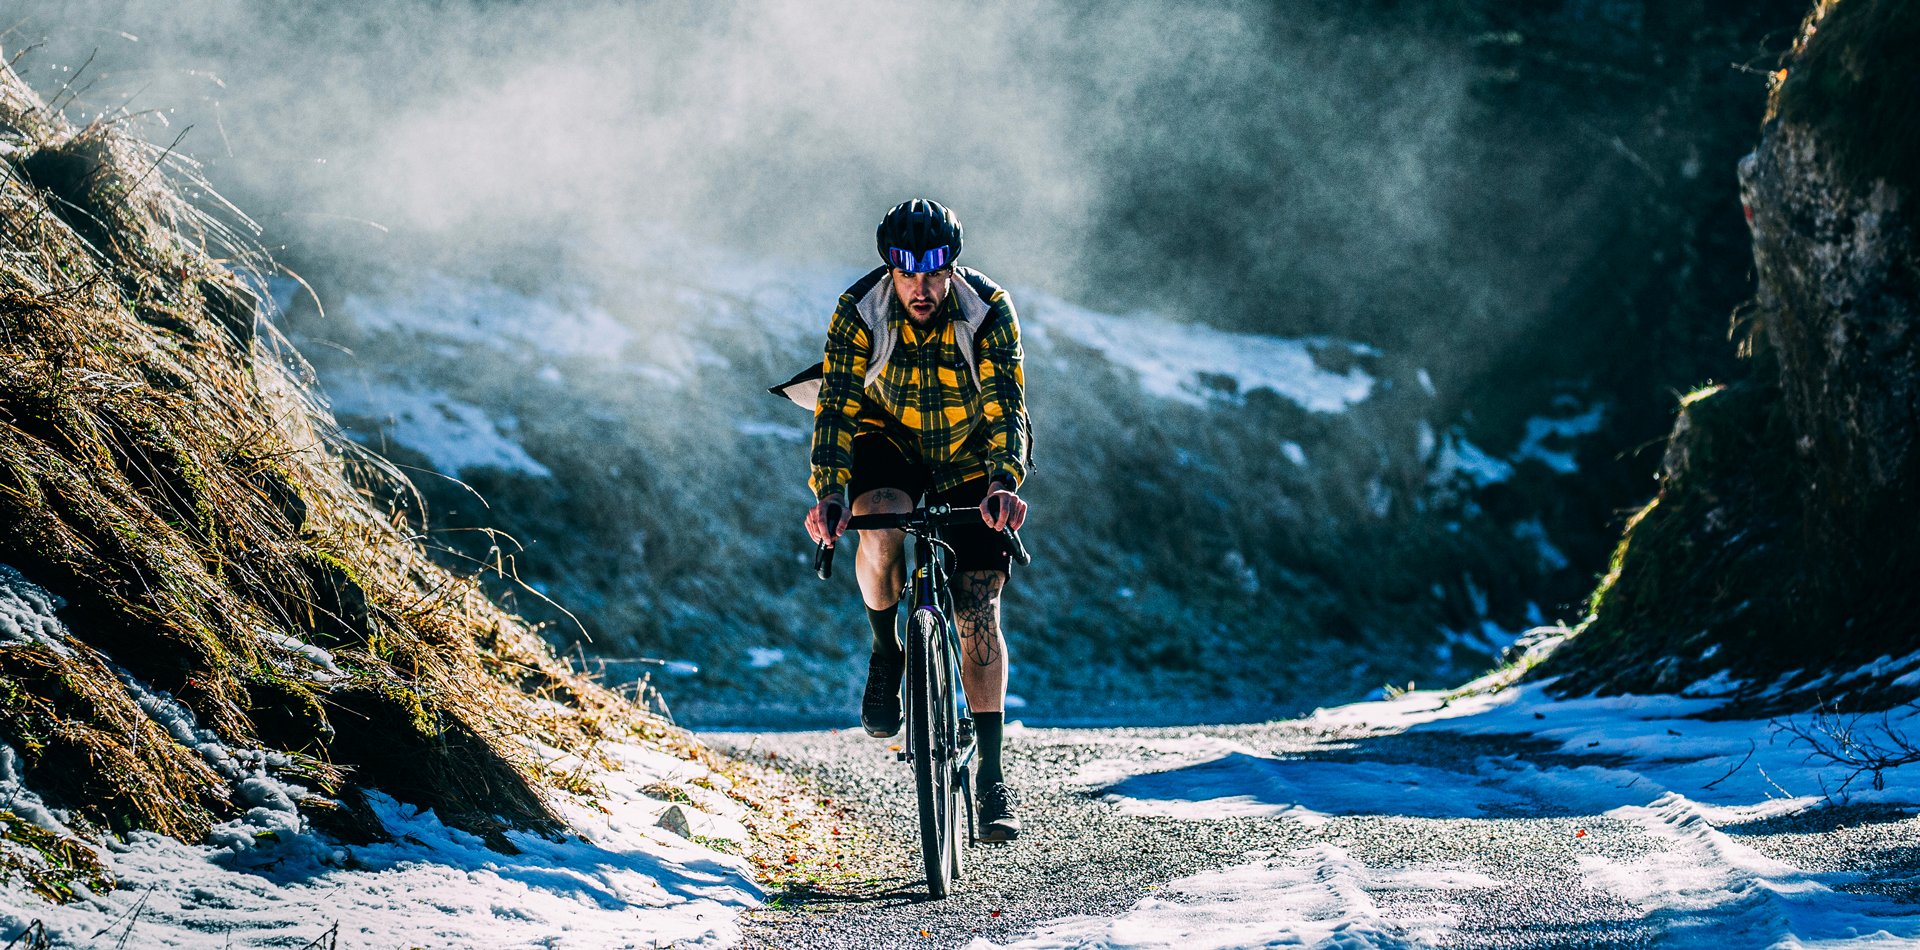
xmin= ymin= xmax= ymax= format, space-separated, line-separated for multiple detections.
xmin=958 ymin=717 xmax=975 ymax=750
xmin=896 ymin=750 xmax=912 ymax=763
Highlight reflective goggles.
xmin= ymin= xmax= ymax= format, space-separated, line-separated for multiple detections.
xmin=886 ymin=245 xmax=952 ymax=274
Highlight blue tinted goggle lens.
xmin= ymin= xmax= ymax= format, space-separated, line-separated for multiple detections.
xmin=887 ymin=245 xmax=951 ymax=273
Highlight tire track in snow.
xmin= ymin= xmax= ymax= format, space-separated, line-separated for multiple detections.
xmin=1584 ymin=793 xmax=1920 ymax=948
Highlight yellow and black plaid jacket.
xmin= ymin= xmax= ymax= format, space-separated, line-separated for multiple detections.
xmin=810 ymin=267 xmax=1028 ymax=501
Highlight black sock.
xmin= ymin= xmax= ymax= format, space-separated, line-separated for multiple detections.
xmin=867 ymin=604 xmax=900 ymax=658
xmin=975 ymin=712 xmax=1005 ymax=788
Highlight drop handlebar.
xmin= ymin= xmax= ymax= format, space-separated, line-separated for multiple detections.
xmin=813 ymin=505 xmax=1031 ymax=580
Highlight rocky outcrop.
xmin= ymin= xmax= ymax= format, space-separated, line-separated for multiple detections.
xmin=1537 ymin=0 xmax=1920 ymax=706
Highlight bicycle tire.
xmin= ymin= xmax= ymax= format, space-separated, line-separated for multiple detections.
xmin=908 ymin=608 xmax=955 ymax=898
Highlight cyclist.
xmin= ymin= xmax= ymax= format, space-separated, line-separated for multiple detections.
xmin=803 ymin=198 xmax=1031 ymax=842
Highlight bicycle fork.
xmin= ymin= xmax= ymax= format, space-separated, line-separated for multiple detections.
xmin=896 ymin=552 xmax=975 ymax=769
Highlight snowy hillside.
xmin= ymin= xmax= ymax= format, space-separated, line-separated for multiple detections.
xmin=0 ymin=567 xmax=758 ymax=948
xmin=284 ymin=233 xmax=1619 ymax=725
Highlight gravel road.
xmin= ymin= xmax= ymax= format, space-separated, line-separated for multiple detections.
xmin=708 ymin=719 xmax=1778 ymax=949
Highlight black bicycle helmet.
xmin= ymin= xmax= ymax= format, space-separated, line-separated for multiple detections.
xmin=876 ymin=198 xmax=963 ymax=273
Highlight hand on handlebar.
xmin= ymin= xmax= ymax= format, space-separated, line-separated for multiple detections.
xmin=982 ymin=486 xmax=1027 ymax=531
xmin=806 ymin=494 xmax=851 ymax=545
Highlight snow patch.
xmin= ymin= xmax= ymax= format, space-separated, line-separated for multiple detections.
xmin=0 ymin=565 xmax=73 ymax=656
xmin=1430 ymin=430 xmax=1513 ymax=487
xmin=1100 ymin=753 xmax=1531 ymax=822
xmin=1513 ymin=403 xmax=1605 ymax=474
xmin=970 ymin=845 xmax=1500 ymax=950
xmin=1582 ymin=793 xmax=1920 ymax=948
xmin=328 ymin=380 xmax=551 ymax=478
xmin=1026 ymin=294 xmax=1375 ymax=412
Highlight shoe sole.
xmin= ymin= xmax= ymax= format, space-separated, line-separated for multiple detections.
xmin=977 ymin=822 xmax=1020 ymax=843
xmin=864 ymin=726 xmax=899 ymax=738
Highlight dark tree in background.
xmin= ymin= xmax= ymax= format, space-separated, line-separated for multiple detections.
xmin=1075 ymin=0 xmax=1805 ymax=583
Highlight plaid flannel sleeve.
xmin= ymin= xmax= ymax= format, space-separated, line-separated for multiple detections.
xmin=808 ymin=300 xmax=871 ymax=500
xmin=975 ymin=291 xmax=1028 ymax=489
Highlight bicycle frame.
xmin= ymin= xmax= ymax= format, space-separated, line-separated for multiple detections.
xmin=812 ymin=503 xmax=1029 ymax=897
xmin=898 ymin=514 xmax=975 ymax=776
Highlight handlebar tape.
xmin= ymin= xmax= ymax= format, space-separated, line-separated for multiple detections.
xmin=1001 ymin=528 xmax=1032 ymax=566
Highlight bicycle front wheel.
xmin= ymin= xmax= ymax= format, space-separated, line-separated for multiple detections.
xmin=908 ymin=607 xmax=957 ymax=898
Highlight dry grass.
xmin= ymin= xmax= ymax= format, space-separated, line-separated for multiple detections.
xmin=0 ymin=52 xmax=695 ymax=888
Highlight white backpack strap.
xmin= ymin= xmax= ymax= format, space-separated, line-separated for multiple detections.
xmin=950 ymin=273 xmax=991 ymax=392
xmin=855 ymin=277 xmax=896 ymax=389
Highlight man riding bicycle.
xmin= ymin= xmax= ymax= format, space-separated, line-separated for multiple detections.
xmin=803 ymin=198 xmax=1031 ymax=842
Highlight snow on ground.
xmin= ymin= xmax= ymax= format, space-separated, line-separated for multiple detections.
xmin=971 ymin=845 xmax=1501 ymax=950
xmin=1583 ymin=793 xmax=1920 ymax=948
xmin=1513 ymin=401 xmax=1606 ymax=474
xmin=0 ymin=565 xmax=759 ymax=948
xmin=1043 ymin=656 xmax=1920 ymax=949
xmin=1429 ymin=429 xmax=1513 ymax=488
xmin=1022 ymin=292 xmax=1376 ymax=412
xmin=325 ymin=378 xmax=552 ymax=478
xmin=1429 ymin=400 xmax=1607 ymax=488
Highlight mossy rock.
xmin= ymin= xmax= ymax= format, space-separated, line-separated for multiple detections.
xmin=1537 ymin=380 xmax=1807 ymax=697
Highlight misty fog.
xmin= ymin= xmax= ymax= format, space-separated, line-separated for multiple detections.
xmin=2 ymin=0 xmax=1787 ymax=719
xmin=5 ymin=0 xmax=1499 ymax=345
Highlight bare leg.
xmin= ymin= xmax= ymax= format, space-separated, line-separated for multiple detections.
xmin=853 ymin=488 xmax=912 ymax=612
xmin=950 ymin=569 xmax=1009 ymax=713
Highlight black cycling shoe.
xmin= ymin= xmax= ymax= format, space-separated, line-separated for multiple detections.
xmin=977 ymin=782 xmax=1021 ymax=842
xmin=860 ymin=651 xmax=904 ymax=738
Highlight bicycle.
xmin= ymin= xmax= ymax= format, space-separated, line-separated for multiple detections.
xmin=813 ymin=503 xmax=1030 ymax=899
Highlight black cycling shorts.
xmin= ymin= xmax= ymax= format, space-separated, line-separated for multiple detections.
xmin=846 ymin=434 xmax=1012 ymax=576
